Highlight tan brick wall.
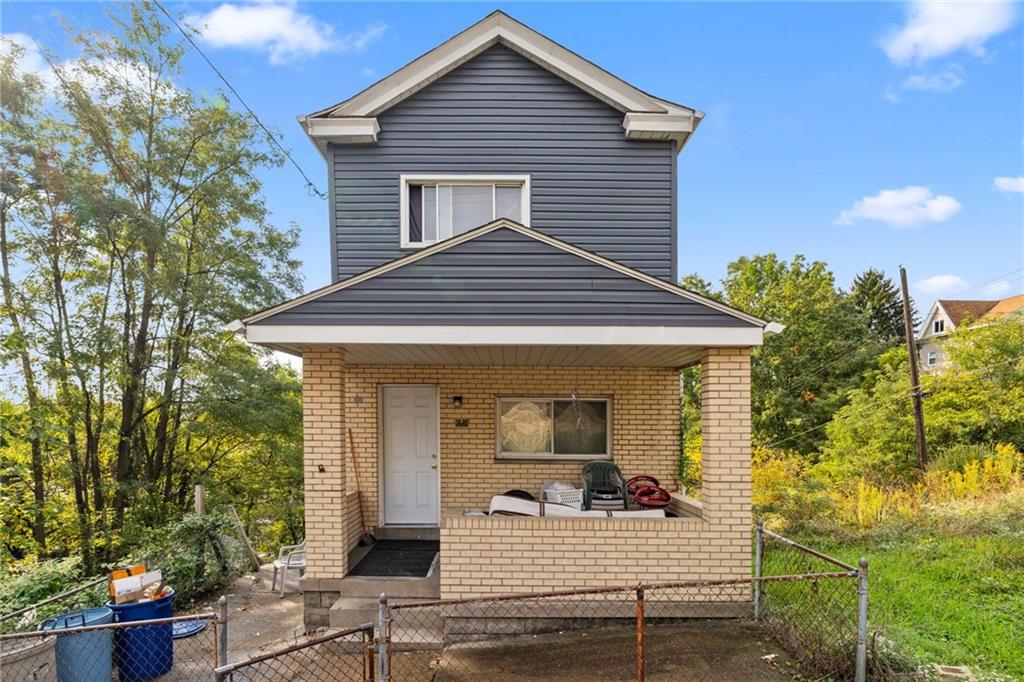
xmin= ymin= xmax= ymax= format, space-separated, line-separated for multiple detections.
xmin=699 ymin=347 xmax=752 ymax=533
xmin=440 ymin=514 xmax=745 ymax=597
xmin=344 ymin=365 xmax=681 ymax=525
xmin=301 ymin=348 xmax=348 ymax=579
xmin=299 ymin=351 xmax=753 ymax=600
xmin=438 ymin=348 xmax=752 ymax=598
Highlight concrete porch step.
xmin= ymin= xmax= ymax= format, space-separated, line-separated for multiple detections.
xmin=335 ymin=570 xmax=440 ymax=599
xmin=375 ymin=526 xmax=440 ymax=541
xmin=329 ymin=596 xmax=441 ymax=644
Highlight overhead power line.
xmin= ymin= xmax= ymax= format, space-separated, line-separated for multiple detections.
xmin=152 ymin=0 xmax=327 ymax=200
xmin=764 ymin=354 xmax=1024 ymax=451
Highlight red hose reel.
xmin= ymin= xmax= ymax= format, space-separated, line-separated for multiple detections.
xmin=626 ymin=476 xmax=672 ymax=509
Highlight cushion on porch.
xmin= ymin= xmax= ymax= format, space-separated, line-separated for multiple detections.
xmin=488 ymin=495 xmax=666 ymax=518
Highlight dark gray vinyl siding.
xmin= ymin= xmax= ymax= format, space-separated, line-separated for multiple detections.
xmin=332 ymin=44 xmax=674 ymax=282
xmin=259 ymin=228 xmax=751 ymax=327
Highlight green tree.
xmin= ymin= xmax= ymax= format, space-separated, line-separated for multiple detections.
xmin=850 ymin=268 xmax=910 ymax=344
xmin=821 ymin=317 xmax=1024 ymax=482
xmin=0 ymin=3 xmax=304 ymax=568
xmin=717 ymin=254 xmax=881 ymax=454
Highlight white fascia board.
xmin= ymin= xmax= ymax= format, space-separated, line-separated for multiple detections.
xmin=323 ymin=13 xmax=666 ymax=118
xmin=623 ymin=112 xmax=694 ymax=138
xmin=301 ymin=117 xmax=380 ymax=146
xmin=246 ymin=325 xmax=765 ymax=347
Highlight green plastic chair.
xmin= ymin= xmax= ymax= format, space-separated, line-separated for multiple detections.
xmin=581 ymin=461 xmax=628 ymax=510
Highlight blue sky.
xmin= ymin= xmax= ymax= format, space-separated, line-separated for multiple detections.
xmin=4 ymin=1 xmax=1023 ymax=306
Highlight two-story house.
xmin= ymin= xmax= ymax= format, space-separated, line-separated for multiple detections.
xmin=236 ymin=11 xmax=777 ymax=629
xmin=917 ymin=294 xmax=1024 ymax=372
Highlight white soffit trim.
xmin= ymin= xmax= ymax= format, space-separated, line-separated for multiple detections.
xmin=300 ymin=117 xmax=379 ymax=152
xmin=242 ymin=218 xmax=767 ymax=328
xmin=623 ymin=112 xmax=695 ymax=146
xmin=246 ymin=325 xmax=765 ymax=347
xmin=314 ymin=12 xmax=669 ymax=119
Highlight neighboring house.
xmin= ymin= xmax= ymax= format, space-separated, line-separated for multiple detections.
xmin=236 ymin=12 xmax=778 ymax=628
xmin=917 ymin=294 xmax=1024 ymax=372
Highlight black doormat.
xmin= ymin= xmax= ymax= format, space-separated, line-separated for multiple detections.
xmin=349 ymin=540 xmax=439 ymax=577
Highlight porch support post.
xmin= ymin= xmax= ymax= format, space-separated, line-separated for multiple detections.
xmin=700 ymin=347 xmax=752 ymax=532
xmin=302 ymin=347 xmax=349 ymax=580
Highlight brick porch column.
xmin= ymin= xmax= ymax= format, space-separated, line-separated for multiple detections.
xmin=700 ymin=347 xmax=752 ymax=532
xmin=302 ymin=347 xmax=348 ymax=579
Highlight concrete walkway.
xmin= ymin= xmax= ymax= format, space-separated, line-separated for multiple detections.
xmin=390 ymin=621 xmax=798 ymax=681
xmin=192 ymin=564 xmax=305 ymax=663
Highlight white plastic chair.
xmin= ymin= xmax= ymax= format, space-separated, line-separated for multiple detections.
xmin=271 ymin=541 xmax=306 ymax=596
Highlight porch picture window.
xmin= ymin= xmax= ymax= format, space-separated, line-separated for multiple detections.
xmin=498 ymin=397 xmax=610 ymax=460
xmin=401 ymin=175 xmax=530 ymax=247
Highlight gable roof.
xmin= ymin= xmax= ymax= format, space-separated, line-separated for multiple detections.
xmin=937 ymin=299 xmax=1000 ymax=327
xmin=298 ymin=11 xmax=701 ymax=153
xmin=980 ymin=293 xmax=1024 ymax=322
xmin=242 ymin=219 xmax=766 ymax=329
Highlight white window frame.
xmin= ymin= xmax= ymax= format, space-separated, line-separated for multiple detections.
xmin=927 ymin=350 xmax=938 ymax=366
xmin=495 ymin=396 xmax=612 ymax=461
xmin=399 ymin=174 xmax=531 ymax=248
xmin=933 ymin=319 xmax=945 ymax=334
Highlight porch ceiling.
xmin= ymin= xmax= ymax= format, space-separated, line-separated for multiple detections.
xmin=307 ymin=343 xmax=704 ymax=367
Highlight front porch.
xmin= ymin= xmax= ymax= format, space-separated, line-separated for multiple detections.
xmin=295 ymin=347 xmax=752 ymax=628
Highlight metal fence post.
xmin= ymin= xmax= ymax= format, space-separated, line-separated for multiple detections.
xmin=855 ymin=558 xmax=869 ymax=682
xmin=364 ymin=624 xmax=375 ymax=682
xmin=218 ymin=595 xmax=229 ymax=669
xmin=377 ymin=593 xmax=390 ymax=682
xmin=635 ymin=584 xmax=645 ymax=682
xmin=754 ymin=520 xmax=764 ymax=622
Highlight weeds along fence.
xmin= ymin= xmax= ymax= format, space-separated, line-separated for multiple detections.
xmin=0 ymin=577 xmax=108 ymax=635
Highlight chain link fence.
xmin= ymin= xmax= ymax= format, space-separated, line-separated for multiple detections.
xmin=0 ymin=612 xmax=220 ymax=681
xmin=214 ymin=624 xmax=373 ymax=681
xmin=756 ymin=523 xmax=868 ymax=680
xmin=2 ymin=525 xmax=877 ymax=681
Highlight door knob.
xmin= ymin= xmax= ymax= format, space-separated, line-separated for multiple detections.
xmin=431 ymin=463 xmax=438 ymax=469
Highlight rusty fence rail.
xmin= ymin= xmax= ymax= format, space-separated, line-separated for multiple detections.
xmin=378 ymin=543 xmax=867 ymax=682
xmin=213 ymin=623 xmax=374 ymax=682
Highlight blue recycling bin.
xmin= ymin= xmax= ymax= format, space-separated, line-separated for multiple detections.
xmin=39 ymin=607 xmax=113 ymax=682
xmin=106 ymin=589 xmax=175 ymax=681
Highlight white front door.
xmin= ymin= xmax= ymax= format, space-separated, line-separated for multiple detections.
xmin=382 ymin=385 xmax=439 ymax=526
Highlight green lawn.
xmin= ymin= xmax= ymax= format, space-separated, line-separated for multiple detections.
xmin=810 ymin=532 xmax=1024 ymax=680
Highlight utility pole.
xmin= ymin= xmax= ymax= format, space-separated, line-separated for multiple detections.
xmin=899 ymin=266 xmax=928 ymax=469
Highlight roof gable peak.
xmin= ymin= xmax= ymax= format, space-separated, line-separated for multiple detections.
xmin=298 ymin=11 xmax=701 ymax=154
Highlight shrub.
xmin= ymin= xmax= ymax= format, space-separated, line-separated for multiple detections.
xmin=131 ymin=512 xmax=248 ymax=604
xmin=932 ymin=442 xmax=997 ymax=473
xmin=0 ymin=558 xmax=107 ymax=634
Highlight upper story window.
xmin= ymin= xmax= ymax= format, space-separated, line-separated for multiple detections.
xmin=927 ymin=350 xmax=938 ymax=366
xmin=400 ymin=175 xmax=531 ymax=248
xmin=933 ymin=319 xmax=945 ymax=334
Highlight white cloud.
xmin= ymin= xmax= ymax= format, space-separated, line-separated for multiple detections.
xmin=883 ymin=85 xmax=901 ymax=103
xmin=185 ymin=3 xmax=386 ymax=64
xmin=916 ymin=274 xmax=969 ymax=296
xmin=2 ymin=32 xmax=159 ymax=97
xmin=836 ymin=186 xmax=962 ymax=228
xmin=881 ymin=1 xmax=1018 ymax=65
xmin=983 ymin=280 xmax=1013 ymax=297
xmin=994 ymin=176 xmax=1024 ymax=193
xmin=1 ymin=33 xmax=48 ymax=76
xmin=900 ymin=65 xmax=965 ymax=93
